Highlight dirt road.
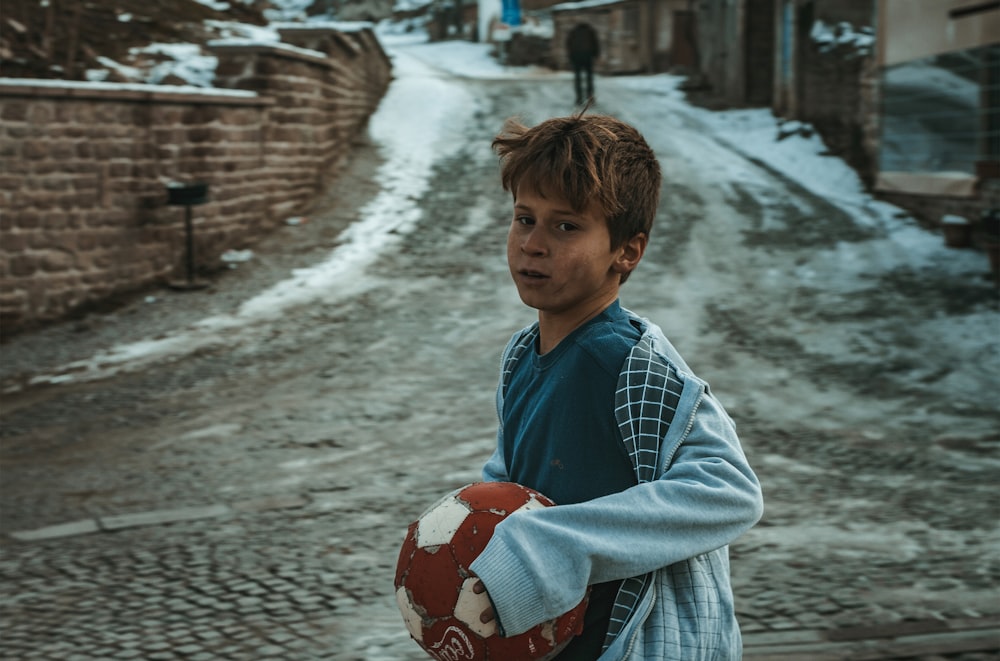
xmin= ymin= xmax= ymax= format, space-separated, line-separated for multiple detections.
xmin=1 ymin=40 xmax=997 ymax=660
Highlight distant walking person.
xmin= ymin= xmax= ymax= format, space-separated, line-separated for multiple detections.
xmin=566 ymin=22 xmax=599 ymax=105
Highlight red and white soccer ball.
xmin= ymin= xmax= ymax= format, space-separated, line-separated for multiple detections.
xmin=394 ymin=481 xmax=589 ymax=661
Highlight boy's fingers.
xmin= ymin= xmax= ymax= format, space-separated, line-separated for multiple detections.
xmin=471 ymin=579 xmax=496 ymax=623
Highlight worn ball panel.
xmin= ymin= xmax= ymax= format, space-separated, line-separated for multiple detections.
xmin=394 ymin=482 xmax=590 ymax=661
xmin=416 ymin=493 xmax=473 ymax=548
xmin=552 ymin=603 xmax=589 ymax=650
xmin=396 ymin=586 xmax=423 ymax=641
xmin=449 ymin=509 xmax=506 ymax=561
xmin=422 ymin=618 xmax=488 ymax=661
xmin=401 ymin=544 xmax=465 ymax=620
xmin=394 ymin=524 xmax=418 ymax=587
xmin=458 ymin=481 xmax=555 ymax=512
xmin=486 ymin=620 xmax=559 ymax=660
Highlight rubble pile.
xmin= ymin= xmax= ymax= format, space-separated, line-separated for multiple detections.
xmin=0 ymin=0 xmax=267 ymax=82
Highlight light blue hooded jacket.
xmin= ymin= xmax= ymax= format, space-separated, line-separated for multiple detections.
xmin=469 ymin=310 xmax=764 ymax=660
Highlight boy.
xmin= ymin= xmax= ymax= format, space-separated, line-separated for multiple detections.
xmin=468 ymin=112 xmax=764 ymax=660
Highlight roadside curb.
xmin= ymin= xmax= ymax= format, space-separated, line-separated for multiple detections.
xmin=744 ymin=617 xmax=1000 ymax=659
xmin=6 ymin=495 xmax=309 ymax=542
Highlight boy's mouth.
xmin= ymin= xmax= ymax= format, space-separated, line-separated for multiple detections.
xmin=518 ymin=269 xmax=548 ymax=280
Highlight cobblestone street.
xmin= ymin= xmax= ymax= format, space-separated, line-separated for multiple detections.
xmin=1 ymin=39 xmax=998 ymax=660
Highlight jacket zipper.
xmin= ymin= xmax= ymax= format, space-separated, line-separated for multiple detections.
xmin=661 ymin=392 xmax=702 ymax=471
xmin=616 ymin=583 xmax=657 ymax=660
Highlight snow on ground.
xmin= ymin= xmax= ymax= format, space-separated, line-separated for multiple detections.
xmin=238 ymin=42 xmax=478 ymax=319
xmin=13 ymin=31 xmax=997 ymax=391
xmin=23 ymin=35 xmax=481 ymax=389
xmin=377 ymin=31 xmax=560 ymax=79
xmin=611 ymin=70 xmax=987 ymax=282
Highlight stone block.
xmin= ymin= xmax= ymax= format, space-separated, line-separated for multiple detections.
xmin=9 ymin=519 xmax=100 ymax=541
xmin=99 ymin=504 xmax=230 ymax=531
xmin=9 ymin=255 xmax=37 ymax=277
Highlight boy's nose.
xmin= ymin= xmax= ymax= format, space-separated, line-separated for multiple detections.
xmin=521 ymin=228 xmax=547 ymax=255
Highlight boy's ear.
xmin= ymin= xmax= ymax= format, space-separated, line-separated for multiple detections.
xmin=613 ymin=233 xmax=647 ymax=276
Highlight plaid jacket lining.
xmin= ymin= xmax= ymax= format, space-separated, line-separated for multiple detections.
xmin=499 ymin=327 xmax=685 ymax=652
xmin=603 ymin=335 xmax=683 ymax=650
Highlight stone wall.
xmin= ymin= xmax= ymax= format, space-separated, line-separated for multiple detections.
xmin=693 ymin=0 xmax=744 ymax=105
xmin=0 ymin=26 xmax=391 ymax=338
xmin=797 ymin=17 xmax=877 ymax=187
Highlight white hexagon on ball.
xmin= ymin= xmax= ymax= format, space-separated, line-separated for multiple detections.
xmin=416 ymin=492 xmax=471 ymax=548
xmin=395 ymin=587 xmax=424 ymax=642
xmin=454 ymin=577 xmax=497 ymax=638
xmin=514 ymin=494 xmax=549 ymax=515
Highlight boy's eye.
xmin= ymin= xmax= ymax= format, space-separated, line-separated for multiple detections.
xmin=557 ymin=222 xmax=579 ymax=232
xmin=515 ymin=215 xmax=535 ymax=226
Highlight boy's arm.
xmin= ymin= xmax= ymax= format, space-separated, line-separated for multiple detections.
xmin=481 ymin=435 xmax=509 ymax=482
xmin=482 ymin=355 xmax=510 ymax=482
xmin=469 ymin=389 xmax=763 ymax=636
xmin=481 ymin=327 xmax=535 ymax=483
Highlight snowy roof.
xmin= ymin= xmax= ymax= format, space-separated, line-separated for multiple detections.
xmin=272 ymin=20 xmax=376 ymax=32
xmin=0 ymin=78 xmax=257 ymax=97
xmin=551 ymin=0 xmax=628 ymax=12
xmin=393 ymin=0 xmax=433 ymax=11
xmin=206 ymin=38 xmax=326 ymax=60
xmin=810 ymin=19 xmax=874 ymax=55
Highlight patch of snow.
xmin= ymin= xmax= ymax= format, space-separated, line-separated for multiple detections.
xmin=11 ymin=27 xmax=996 ymax=395
xmin=810 ymin=19 xmax=874 ymax=56
xmin=378 ymin=33 xmax=560 ymax=80
xmin=135 ymin=43 xmax=218 ymax=87
xmin=206 ymin=38 xmax=327 ymax=60
xmin=393 ymin=0 xmax=432 ymax=11
xmin=884 ymin=60 xmax=978 ymax=110
xmin=221 ymin=249 xmax=255 ymax=264
xmin=515 ymin=17 xmax=554 ymax=38
xmin=21 ymin=43 xmax=479 ymax=387
xmin=194 ymin=0 xmax=232 ymax=10
xmin=551 ymin=0 xmax=624 ymax=12
xmin=204 ymin=19 xmax=281 ymax=42
xmin=93 ymin=56 xmax=143 ymax=82
xmin=276 ymin=19 xmax=376 ymax=31
xmin=263 ymin=0 xmax=315 ymax=21
xmin=0 ymin=77 xmax=258 ymax=97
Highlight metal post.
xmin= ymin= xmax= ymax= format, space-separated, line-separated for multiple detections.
xmin=184 ymin=205 xmax=196 ymax=285
xmin=166 ymin=181 xmax=209 ymax=291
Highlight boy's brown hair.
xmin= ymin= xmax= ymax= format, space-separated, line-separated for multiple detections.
xmin=492 ymin=112 xmax=662 ymax=255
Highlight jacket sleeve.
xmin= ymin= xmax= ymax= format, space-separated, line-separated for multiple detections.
xmin=469 ymin=382 xmax=763 ymax=636
xmin=481 ymin=328 xmax=535 ymax=483
xmin=481 ymin=432 xmax=509 ymax=481
xmin=481 ymin=345 xmax=510 ymax=482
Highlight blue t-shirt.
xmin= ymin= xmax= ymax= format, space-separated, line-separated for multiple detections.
xmin=502 ymin=300 xmax=642 ymax=658
xmin=503 ymin=300 xmax=641 ymax=504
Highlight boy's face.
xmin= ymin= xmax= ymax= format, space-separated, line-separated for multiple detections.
xmin=507 ymin=185 xmax=637 ymax=324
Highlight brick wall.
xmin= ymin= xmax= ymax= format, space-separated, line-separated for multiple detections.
xmin=0 ymin=26 xmax=391 ymax=337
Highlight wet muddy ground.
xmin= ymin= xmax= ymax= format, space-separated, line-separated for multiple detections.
xmin=1 ymin=41 xmax=998 ymax=660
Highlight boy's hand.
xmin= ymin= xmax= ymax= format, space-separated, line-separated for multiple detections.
xmin=472 ymin=578 xmax=496 ymax=624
